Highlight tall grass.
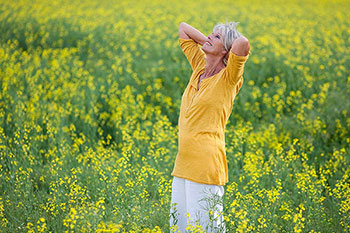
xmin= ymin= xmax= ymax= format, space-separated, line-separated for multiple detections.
xmin=0 ymin=0 xmax=349 ymax=232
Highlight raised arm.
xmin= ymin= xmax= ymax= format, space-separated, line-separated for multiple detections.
xmin=230 ymin=36 xmax=250 ymax=56
xmin=222 ymin=36 xmax=250 ymax=86
xmin=179 ymin=22 xmax=207 ymax=46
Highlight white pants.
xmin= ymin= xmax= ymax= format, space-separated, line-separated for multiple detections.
xmin=169 ymin=176 xmax=226 ymax=233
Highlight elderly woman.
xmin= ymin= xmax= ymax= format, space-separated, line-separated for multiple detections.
xmin=169 ymin=21 xmax=250 ymax=232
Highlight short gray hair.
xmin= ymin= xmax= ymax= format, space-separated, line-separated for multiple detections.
xmin=213 ymin=21 xmax=242 ymax=51
xmin=213 ymin=21 xmax=242 ymax=65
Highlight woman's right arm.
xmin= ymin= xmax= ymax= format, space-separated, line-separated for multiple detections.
xmin=179 ymin=22 xmax=207 ymax=46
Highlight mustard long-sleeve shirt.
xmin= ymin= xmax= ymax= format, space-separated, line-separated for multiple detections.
xmin=171 ymin=38 xmax=250 ymax=186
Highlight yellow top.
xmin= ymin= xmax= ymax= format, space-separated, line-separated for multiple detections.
xmin=171 ymin=38 xmax=250 ymax=186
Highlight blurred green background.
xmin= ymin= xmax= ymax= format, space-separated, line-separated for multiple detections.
xmin=0 ymin=0 xmax=349 ymax=232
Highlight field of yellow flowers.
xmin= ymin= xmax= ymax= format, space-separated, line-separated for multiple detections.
xmin=0 ymin=0 xmax=349 ymax=232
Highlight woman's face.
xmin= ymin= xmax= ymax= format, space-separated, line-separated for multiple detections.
xmin=202 ymin=30 xmax=227 ymax=57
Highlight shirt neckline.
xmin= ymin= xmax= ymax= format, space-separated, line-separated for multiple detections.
xmin=193 ymin=66 xmax=224 ymax=91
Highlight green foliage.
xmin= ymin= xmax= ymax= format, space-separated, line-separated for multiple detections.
xmin=0 ymin=0 xmax=349 ymax=232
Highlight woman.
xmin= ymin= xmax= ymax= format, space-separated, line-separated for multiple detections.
xmin=169 ymin=21 xmax=250 ymax=233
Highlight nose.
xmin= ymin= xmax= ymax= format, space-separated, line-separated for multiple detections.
xmin=208 ymin=34 xmax=212 ymax=40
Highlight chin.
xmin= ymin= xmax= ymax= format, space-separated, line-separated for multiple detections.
xmin=201 ymin=46 xmax=210 ymax=54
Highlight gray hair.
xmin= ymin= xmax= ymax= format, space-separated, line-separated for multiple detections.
xmin=213 ymin=21 xmax=242 ymax=65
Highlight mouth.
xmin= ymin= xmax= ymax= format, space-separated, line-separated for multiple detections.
xmin=205 ymin=41 xmax=213 ymax=46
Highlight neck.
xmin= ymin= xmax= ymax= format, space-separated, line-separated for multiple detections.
xmin=203 ymin=54 xmax=226 ymax=78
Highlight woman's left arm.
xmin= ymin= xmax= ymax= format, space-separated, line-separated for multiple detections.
xmin=222 ymin=36 xmax=250 ymax=86
xmin=230 ymin=36 xmax=250 ymax=56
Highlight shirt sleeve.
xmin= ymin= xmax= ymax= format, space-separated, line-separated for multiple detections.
xmin=179 ymin=38 xmax=206 ymax=71
xmin=222 ymin=50 xmax=250 ymax=86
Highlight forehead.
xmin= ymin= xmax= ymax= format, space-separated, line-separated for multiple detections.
xmin=212 ymin=29 xmax=223 ymax=35
xmin=212 ymin=28 xmax=224 ymax=36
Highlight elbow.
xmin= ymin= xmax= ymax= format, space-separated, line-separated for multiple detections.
xmin=239 ymin=37 xmax=250 ymax=50
xmin=236 ymin=37 xmax=250 ymax=48
xmin=231 ymin=37 xmax=250 ymax=56
xmin=179 ymin=22 xmax=190 ymax=39
xmin=242 ymin=39 xmax=250 ymax=55
xmin=179 ymin=22 xmax=187 ymax=30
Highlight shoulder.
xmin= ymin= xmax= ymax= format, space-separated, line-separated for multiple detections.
xmin=231 ymin=36 xmax=250 ymax=56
